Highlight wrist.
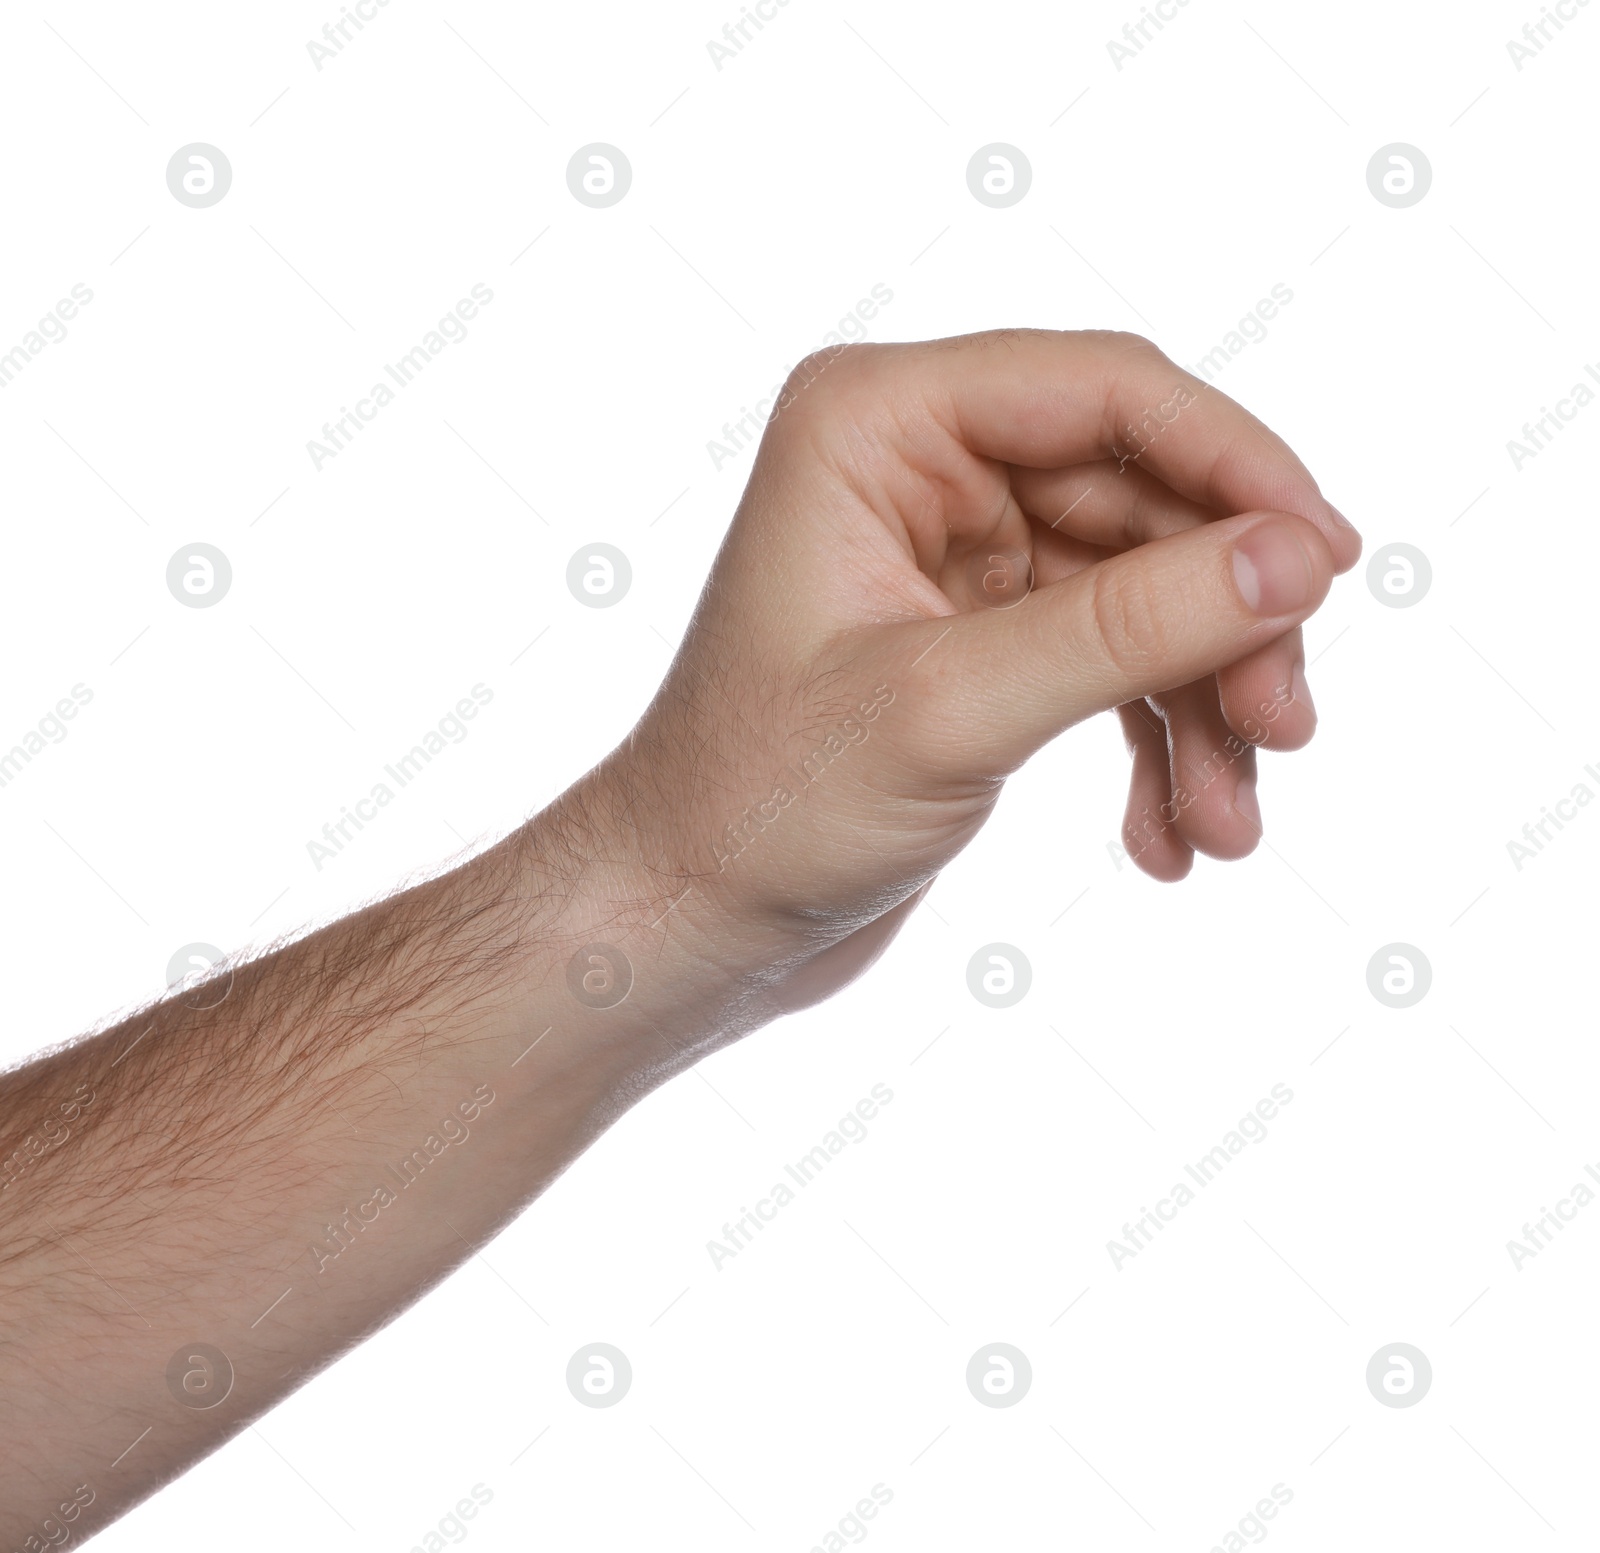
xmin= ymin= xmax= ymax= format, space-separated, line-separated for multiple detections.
xmin=515 ymin=770 xmax=788 ymax=1070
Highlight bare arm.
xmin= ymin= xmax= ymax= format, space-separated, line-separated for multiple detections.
xmin=0 ymin=329 xmax=1358 ymax=1541
xmin=0 ymin=790 xmax=772 ymax=1540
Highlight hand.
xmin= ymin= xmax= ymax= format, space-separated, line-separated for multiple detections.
xmin=0 ymin=329 xmax=1360 ymax=1537
xmin=591 ymin=329 xmax=1361 ymax=1008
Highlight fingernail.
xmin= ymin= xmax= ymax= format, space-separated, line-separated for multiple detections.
xmin=1234 ymin=774 xmax=1261 ymax=833
xmin=1232 ymin=523 xmax=1314 ymax=616
xmin=1327 ymin=502 xmax=1357 ymax=531
xmin=1291 ymin=662 xmax=1316 ymax=720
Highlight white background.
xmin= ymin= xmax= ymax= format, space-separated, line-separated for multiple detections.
xmin=2 ymin=0 xmax=1597 ymax=1547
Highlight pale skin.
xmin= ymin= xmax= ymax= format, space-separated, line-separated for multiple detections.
xmin=0 ymin=329 xmax=1360 ymax=1541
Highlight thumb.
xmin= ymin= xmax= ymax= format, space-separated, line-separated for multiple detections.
xmin=885 ymin=512 xmax=1334 ymax=777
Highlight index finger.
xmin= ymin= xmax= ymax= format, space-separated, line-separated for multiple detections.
xmin=906 ymin=328 xmax=1362 ymax=573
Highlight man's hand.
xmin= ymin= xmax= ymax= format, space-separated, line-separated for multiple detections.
xmin=0 ymin=329 xmax=1358 ymax=1541
xmin=599 ymin=329 xmax=1360 ymax=1011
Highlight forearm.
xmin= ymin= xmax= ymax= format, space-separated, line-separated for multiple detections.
xmin=0 ymin=778 xmax=758 ymax=1541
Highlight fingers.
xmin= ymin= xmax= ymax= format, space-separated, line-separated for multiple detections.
xmin=1216 ymin=628 xmax=1317 ymax=754
xmin=890 ymin=510 xmax=1333 ymax=777
xmin=1146 ymin=679 xmax=1263 ymax=860
xmin=1012 ymin=458 xmax=1214 ymax=550
xmin=1116 ymin=702 xmax=1193 ymax=881
xmin=892 ymin=329 xmax=1361 ymax=572
xmin=1013 ymin=463 xmax=1321 ymax=758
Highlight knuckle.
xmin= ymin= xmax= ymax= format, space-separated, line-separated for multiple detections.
xmin=768 ymin=344 xmax=901 ymax=457
xmin=781 ymin=342 xmax=875 ymax=406
xmin=1086 ymin=328 xmax=1161 ymax=357
xmin=1089 ymin=562 xmax=1173 ymax=676
xmin=784 ymin=348 xmax=838 ymax=394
